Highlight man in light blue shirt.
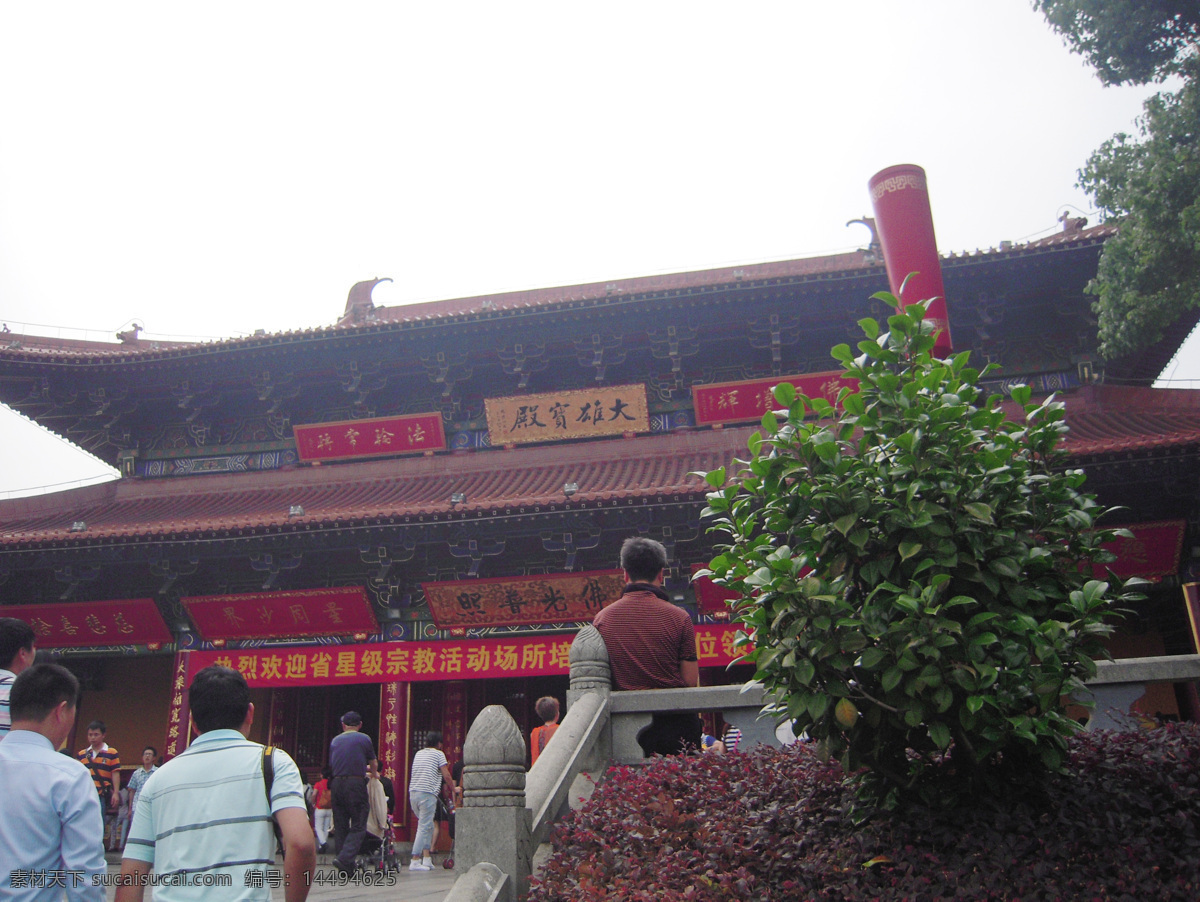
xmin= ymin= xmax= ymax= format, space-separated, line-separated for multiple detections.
xmin=0 ymin=663 xmax=105 ymax=901
xmin=117 ymin=665 xmax=315 ymax=902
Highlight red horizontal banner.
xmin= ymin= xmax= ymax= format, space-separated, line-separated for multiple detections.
xmin=692 ymin=371 xmax=856 ymax=426
xmin=182 ymin=587 xmax=378 ymax=641
xmin=424 ymin=570 xmax=625 ymax=629
xmin=1095 ymin=520 xmax=1186 ymax=582
xmin=15 ymin=599 xmax=172 ymax=648
xmin=293 ymin=412 xmax=446 ymax=462
xmin=184 ymin=623 xmax=749 ymax=688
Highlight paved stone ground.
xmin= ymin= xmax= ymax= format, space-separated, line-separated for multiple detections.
xmin=101 ymin=852 xmax=459 ymax=902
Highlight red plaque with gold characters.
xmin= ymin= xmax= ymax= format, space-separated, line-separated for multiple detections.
xmin=1092 ymin=520 xmax=1186 ymax=582
xmin=294 ymin=412 xmax=446 ymax=462
xmin=182 ymin=587 xmax=378 ymax=640
xmin=163 ymin=652 xmax=192 ymax=758
xmin=485 ymin=384 xmax=649 ymax=446
xmin=17 ymin=599 xmax=172 ymax=648
xmin=185 ymin=623 xmax=751 ymax=688
xmin=423 ymin=570 xmax=625 ymax=629
xmin=692 ymin=371 xmax=856 ymax=426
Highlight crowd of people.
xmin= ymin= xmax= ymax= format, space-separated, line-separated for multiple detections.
xmin=1 ymin=535 xmax=729 ymax=900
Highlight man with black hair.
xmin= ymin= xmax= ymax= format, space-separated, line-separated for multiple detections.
xmin=328 ymin=711 xmax=377 ymax=876
xmin=0 ymin=663 xmax=105 ymax=900
xmin=593 ymin=536 xmax=702 ymax=756
xmin=117 ymin=665 xmax=315 ymax=902
xmin=78 ymin=720 xmax=120 ymax=846
xmin=0 ymin=616 xmax=37 ymax=742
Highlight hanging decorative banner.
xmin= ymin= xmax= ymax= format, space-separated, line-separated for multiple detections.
xmin=692 ymin=371 xmax=856 ymax=426
xmin=423 ymin=570 xmax=625 ymax=629
xmin=485 ymin=383 xmax=649 ymax=446
xmin=380 ymin=682 xmax=408 ymax=836
xmin=184 ymin=623 xmax=749 ymax=688
xmin=268 ymin=689 xmax=289 ymax=751
xmin=163 ymin=651 xmax=191 ymax=760
xmin=442 ymin=683 xmax=467 ymax=770
xmin=1093 ymin=520 xmax=1186 ymax=582
xmin=293 ymin=412 xmax=446 ymax=462
xmin=182 ymin=587 xmax=378 ymax=640
xmin=17 ymin=599 xmax=172 ymax=649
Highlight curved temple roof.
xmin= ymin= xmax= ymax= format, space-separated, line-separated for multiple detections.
xmin=1 ymin=383 xmax=1198 ymax=550
xmin=0 ymin=225 xmax=1117 ymax=364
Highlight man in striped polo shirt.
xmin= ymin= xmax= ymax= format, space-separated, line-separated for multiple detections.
xmin=0 ymin=617 xmax=37 ymax=742
xmin=78 ymin=720 xmax=121 ymax=845
xmin=117 ymin=666 xmax=315 ymax=902
xmin=592 ymin=537 xmax=702 ymax=756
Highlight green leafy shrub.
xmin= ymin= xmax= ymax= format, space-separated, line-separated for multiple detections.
xmin=699 ymin=296 xmax=1140 ymax=809
xmin=529 ymin=725 xmax=1200 ymax=901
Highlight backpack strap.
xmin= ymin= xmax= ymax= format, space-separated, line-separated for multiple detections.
xmin=263 ymin=746 xmax=284 ymax=857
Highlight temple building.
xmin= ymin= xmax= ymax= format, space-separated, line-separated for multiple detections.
xmin=2 ymin=207 xmax=1199 ymax=840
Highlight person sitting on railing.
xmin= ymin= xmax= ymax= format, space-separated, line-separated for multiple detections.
xmin=592 ymin=537 xmax=702 ymax=756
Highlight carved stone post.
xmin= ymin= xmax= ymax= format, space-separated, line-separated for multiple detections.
xmin=567 ymin=624 xmax=610 ymax=701
xmin=567 ymin=624 xmax=611 ymax=770
xmin=456 ymin=705 xmax=531 ymax=902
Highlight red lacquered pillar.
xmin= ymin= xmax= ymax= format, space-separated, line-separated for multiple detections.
xmin=868 ymin=164 xmax=953 ymax=357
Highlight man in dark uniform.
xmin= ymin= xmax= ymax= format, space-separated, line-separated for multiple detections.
xmin=592 ymin=537 xmax=701 ymax=756
xmin=328 ymin=711 xmax=377 ymax=876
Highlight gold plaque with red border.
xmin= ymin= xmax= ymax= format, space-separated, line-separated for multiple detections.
xmin=485 ymin=384 xmax=648 ymax=446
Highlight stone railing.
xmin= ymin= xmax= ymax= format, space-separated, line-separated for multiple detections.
xmin=1080 ymin=654 xmax=1200 ymax=731
xmin=445 ymin=632 xmax=1200 ymax=902
xmin=445 ymin=624 xmax=783 ymax=902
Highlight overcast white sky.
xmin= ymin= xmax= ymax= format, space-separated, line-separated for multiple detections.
xmin=2 ymin=2 xmax=1196 ymax=496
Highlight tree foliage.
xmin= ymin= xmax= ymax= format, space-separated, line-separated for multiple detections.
xmin=700 ymin=298 xmax=1139 ymax=812
xmin=1034 ymin=0 xmax=1199 ymax=86
xmin=1033 ymin=2 xmax=1200 ymax=359
xmin=1080 ymin=56 xmax=1200 ymax=359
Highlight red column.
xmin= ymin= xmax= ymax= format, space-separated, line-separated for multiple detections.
xmin=868 ymin=164 xmax=953 ymax=357
xmin=267 ymin=689 xmax=289 ymax=749
xmin=442 ymin=682 xmax=467 ymax=772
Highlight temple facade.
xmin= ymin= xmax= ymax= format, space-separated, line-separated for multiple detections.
xmin=2 ymin=217 xmax=1199 ymax=839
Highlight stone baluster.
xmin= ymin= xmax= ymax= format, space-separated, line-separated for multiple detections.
xmin=567 ymin=623 xmax=610 ymax=701
xmin=567 ymin=624 xmax=611 ymax=770
xmin=455 ymin=704 xmax=531 ymax=902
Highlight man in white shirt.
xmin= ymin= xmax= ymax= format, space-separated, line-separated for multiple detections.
xmin=117 ymin=665 xmax=315 ymax=902
xmin=407 ymin=731 xmax=454 ymax=871
xmin=0 ymin=663 xmax=105 ymax=901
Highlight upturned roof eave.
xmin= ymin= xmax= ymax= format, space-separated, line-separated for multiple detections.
xmin=0 ymin=223 xmax=1117 ymax=366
